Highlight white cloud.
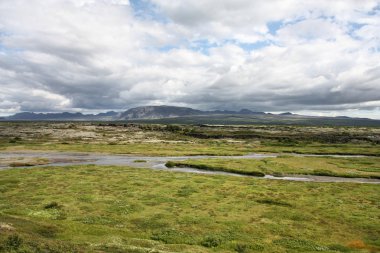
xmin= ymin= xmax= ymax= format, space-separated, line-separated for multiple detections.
xmin=0 ymin=0 xmax=379 ymax=118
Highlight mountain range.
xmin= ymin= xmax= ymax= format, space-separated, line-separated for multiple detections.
xmin=2 ymin=105 xmax=380 ymax=126
xmin=3 ymin=106 xmax=271 ymax=121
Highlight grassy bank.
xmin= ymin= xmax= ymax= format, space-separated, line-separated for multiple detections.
xmin=2 ymin=141 xmax=380 ymax=157
xmin=166 ymin=156 xmax=380 ymax=179
xmin=0 ymin=165 xmax=379 ymax=252
xmin=0 ymin=142 xmax=253 ymax=156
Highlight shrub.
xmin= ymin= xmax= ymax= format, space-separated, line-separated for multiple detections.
xmin=201 ymin=235 xmax=223 ymax=248
xmin=166 ymin=125 xmax=181 ymax=132
xmin=257 ymin=199 xmax=292 ymax=207
xmin=235 ymin=243 xmax=249 ymax=253
xmin=234 ymin=243 xmax=264 ymax=252
xmin=312 ymin=169 xmax=335 ymax=176
xmin=134 ymin=160 xmax=147 ymax=163
xmin=5 ymin=234 xmax=23 ymax=250
xmin=9 ymin=137 xmax=22 ymax=143
xmin=165 ymin=161 xmax=176 ymax=168
xmin=9 ymin=162 xmax=34 ymax=167
xmin=44 ymin=201 xmax=61 ymax=209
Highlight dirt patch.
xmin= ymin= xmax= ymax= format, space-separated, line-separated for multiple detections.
xmin=0 ymin=157 xmax=50 ymax=167
xmin=0 ymin=223 xmax=15 ymax=232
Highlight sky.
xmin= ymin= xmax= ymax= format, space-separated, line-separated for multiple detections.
xmin=0 ymin=0 xmax=380 ymax=118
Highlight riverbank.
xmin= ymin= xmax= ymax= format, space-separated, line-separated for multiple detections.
xmin=1 ymin=152 xmax=380 ymax=184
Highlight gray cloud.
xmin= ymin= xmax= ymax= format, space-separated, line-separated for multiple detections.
xmin=0 ymin=0 xmax=380 ymax=118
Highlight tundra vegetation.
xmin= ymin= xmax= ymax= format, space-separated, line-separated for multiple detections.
xmin=0 ymin=122 xmax=379 ymax=156
xmin=166 ymin=156 xmax=380 ymax=179
xmin=0 ymin=122 xmax=379 ymax=252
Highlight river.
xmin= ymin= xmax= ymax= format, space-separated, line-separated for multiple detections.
xmin=0 ymin=152 xmax=379 ymax=184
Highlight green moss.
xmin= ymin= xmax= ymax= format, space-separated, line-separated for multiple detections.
xmin=0 ymin=165 xmax=379 ymax=252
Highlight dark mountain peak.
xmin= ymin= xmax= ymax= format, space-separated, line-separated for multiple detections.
xmin=239 ymin=109 xmax=266 ymax=115
xmin=280 ymin=112 xmax=294 ymax=116
xmin=239 ymin=109 xmax=253 ymax=114
xmin=212 ymin=110 xmax=236 ymax=114
xmin=96 ymin=111 xmax=118 ymax=117
xmin=8 ymin=112 xmax=39 ymax=120
xmin=8 ymin=112 xmax=86 ymax=120
xmin=119 ymin=105 xmax=204 ymax=120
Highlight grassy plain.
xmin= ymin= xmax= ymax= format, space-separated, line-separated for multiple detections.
xmin=0 ymin=165 xmax=379 ymax=252
xmin=0 ymin=122 xmax=379 ymax=252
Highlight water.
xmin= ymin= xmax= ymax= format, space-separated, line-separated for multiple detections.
xmin=0 ymin=151 xmax=379 ymax=184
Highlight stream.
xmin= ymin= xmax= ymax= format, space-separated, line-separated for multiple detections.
xmin=0 ymin=152 xmax=379 ymax=184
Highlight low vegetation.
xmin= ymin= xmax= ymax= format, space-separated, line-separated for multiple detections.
xmin=0 ymin=165 xmax=379 ymax=252
xmin=0 ymin=122 xmax=379 ymax=156
xmin=0 ymin=122 xmax=379 ymax=252
xmin=166 ymin=156 xmax=380 ymax=179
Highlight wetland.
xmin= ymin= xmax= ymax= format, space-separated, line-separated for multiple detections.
xmin=0 ymin=122 xmax=379 ymax=252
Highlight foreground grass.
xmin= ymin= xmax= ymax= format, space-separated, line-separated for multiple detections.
xmin=0 ymin=165 xmax=379 ymax=252
xmin=167 ymin=156 xmax=380 ymax=179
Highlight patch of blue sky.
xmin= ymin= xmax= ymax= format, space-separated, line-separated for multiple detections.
xmin=220 ymin=39 xmax=272 ymax=52
xmin=267 ymin=20 xmax=283 ymax=35
xmin=0 ymin=43 xmax=23 ymax=54
xmin=152 ymin=37 xmax=274 ymax=55
xmin=238 ymin=40 xmax=272 ymax=51
xmin=149 ymin=39 xmax=217 ymax=54
xmin=129 ymin=0 xmax=169 ymax=23
xmin=0 ymin=46 xmax=23 ymax=55
xmin=161 ymin=38 xmax=274 ymax=55
xmin=189 ymin=39 xmax=219 ymax=54
xmin=368 ymin=46 xmax=380 ymax=53
xmin=347 ymin=22 xmax=367 ymax=39
xmin=158 ymin=44 xmax=179 ymax=52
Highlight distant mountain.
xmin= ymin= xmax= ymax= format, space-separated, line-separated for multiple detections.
xmin=6 ymin=111 xmax=118 ymax=121
xmin=2 ymin=105 xmax=380 ymax=127
xmin=239 ymin=109 xmax=267 ymax=115
xmin=126 ymin=113 xmax=380 ymax=127
xmin=96 ymin=111 xmax=118 ymax=117
xmin=119 ymin=106 xmax=204 ymax=120
xmin=119 ymin=106 xmax=274 ymax=120
xmin=2 ymin=106 xmax=271 ymax=121
xmin=280 ymin=112 xmax=295 ymax=116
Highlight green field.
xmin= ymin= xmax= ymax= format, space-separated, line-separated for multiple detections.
xmin=0 ymin=165 xmax=379 ymax=252
xmin=0 ymin=122 xmax=379 ymax=252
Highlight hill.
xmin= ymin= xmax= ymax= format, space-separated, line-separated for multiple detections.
xmin=2 ymin=105 xmax=380 ymax=127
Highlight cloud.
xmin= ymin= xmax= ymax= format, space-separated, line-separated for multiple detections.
xmin=0 ymin=0 xmax=379 ymax=118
